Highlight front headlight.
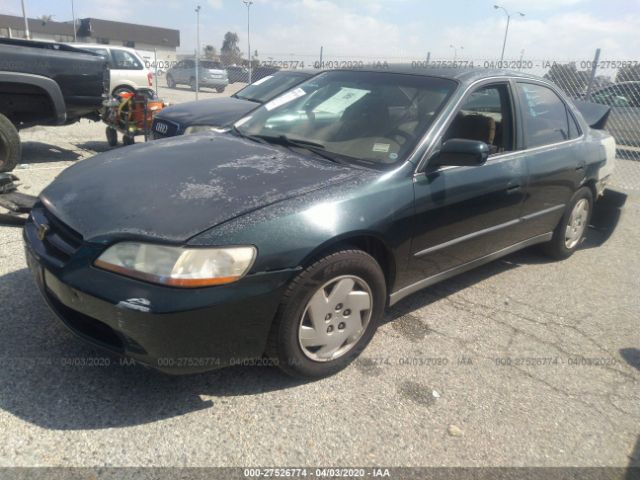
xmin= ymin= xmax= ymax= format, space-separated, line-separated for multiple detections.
xmin=95 ymin=242 xmax=256 ymax=287
xmin=183 ymin=125 xmax=225 ymax=135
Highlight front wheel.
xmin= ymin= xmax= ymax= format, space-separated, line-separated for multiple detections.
xmin=166 ymin=75 xmax=176 ymax=88
xmin=542 ymin=187 xmax=593 ymax=259
xmin=267 ymin=249 xmax=386 ymax=379
xmin=122 ymin=135 xmax=135 ymax=146
xmin=216 ymin=86 xmax=225 ymax=93
xmin=0 ymin=113 xmax=21 ymax=172
xmin=190 ymin=78 xmax=198 ymax=92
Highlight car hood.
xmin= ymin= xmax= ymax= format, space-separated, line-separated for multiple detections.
xmin=157 ymin=97 xmax=258 ymax=128
xmin=40 ymin=133 xmax=363 ymax=243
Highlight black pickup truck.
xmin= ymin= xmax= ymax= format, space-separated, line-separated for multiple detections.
xmin=0 ymin=38 xmax=109 ymax=171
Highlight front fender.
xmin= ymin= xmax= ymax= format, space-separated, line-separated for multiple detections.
xmin=188 ymin=166 xmax=417 ymax=290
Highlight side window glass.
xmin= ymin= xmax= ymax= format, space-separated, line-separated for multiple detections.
xmin=567 ymin=110 xmax=581 ymax=139
xmin=516 ymin=83 xmax=569 ymax=148
xmin=111 ymin=49 xmax=142 ymax=70
xmin=443 ymin=84 xmax=513 ymax=155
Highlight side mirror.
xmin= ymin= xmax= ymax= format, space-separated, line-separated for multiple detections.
xmin=431 ymin=139 xmax=490 ymax=168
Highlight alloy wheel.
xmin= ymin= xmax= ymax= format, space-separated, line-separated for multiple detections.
xmin=565 ymin=198 xmax=589 ymax=249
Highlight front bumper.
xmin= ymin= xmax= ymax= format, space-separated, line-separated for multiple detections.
xmin=23 ymin=211 xmax=295 ymax=374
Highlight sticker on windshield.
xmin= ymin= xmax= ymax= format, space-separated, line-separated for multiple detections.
xmin=313 ymin=87 xmax=370 ymax=114
xmin=251 ymin=75 xmax=273 ymax=86
xmin=373 ymin=143 xmax=390 ymax=153
xmin=264 ymin=87 xmax=307 ymax=111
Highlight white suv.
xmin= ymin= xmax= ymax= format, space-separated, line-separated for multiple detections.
xmin=70 ymin=44 xmax=153 ymax=95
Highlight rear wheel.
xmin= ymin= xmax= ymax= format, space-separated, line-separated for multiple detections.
xmin=0 ymin=113 xmax=21 ymax=172
xmin=267 ymin=249 xmax=386 ymax=379
xmin=542 ymin=187 xmax=593 ymax=259
xmin=166 ymin=75 xmax=176 ymax=88
xmin=216 ymin=86 xmax=225 ymax=93
xmin=190 ymin=77 xmax=197 ymax=92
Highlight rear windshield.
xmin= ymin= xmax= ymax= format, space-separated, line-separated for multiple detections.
xmin=235 ymin=72 xmax=312 ymax=104
xmin=201 ymin=61 xmax=223 ymax=69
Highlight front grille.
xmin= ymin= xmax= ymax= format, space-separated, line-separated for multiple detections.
xmin=29 ymin=204 xmax=83 ymax=267
xmin=151 ymin=117 xmax=180 ymax=138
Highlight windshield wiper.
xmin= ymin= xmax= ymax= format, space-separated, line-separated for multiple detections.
xmin=254 ymin=134 xmax=325 ymax=150
xmin=234 ymin=95 xmax=262 ymax=103
xmin=254 ymin=135 xmax=345 ymax=164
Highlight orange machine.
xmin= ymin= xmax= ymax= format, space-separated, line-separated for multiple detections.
xmin=103 ymin=88 xmax=166 ymax=146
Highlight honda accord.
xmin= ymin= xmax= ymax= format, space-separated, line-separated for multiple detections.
xmin=24 ymin=67 xmax=614 ymax=378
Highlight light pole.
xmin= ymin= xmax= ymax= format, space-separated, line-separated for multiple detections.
xmin=71 ymin=0 xmax=76 ymax=42
xmin=449 ymin=45 xmax=463 ymax=62
xmin=195 ymin=5 xmax=201 ymax=99
xmin=243 ymin=0 xmax=253 ymax=84
xmin=21 ymin=0 xmax=30 ymax=39
xmin=494 ymin=4 xmax=525 ymax=63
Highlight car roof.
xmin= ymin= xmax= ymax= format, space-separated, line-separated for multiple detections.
xmin=327 ymin=64 xmax=549 ymax=86
xmin=69 ymin=43 xmax=139 ymax=54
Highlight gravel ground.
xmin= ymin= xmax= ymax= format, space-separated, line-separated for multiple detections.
xmin=0 ymin=86 xmax=638 ymax=468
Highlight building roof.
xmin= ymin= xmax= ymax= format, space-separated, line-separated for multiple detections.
xmin=0 ymin=13 xmax=74 ymax=36
xmin=0 ymin=14 xmax=179 ymax=47
xmin=78 ymin=18 xmax=179 ymax=47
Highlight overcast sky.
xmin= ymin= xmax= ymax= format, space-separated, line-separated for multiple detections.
xmin=4 ymin=0 xmax=640 ymax=61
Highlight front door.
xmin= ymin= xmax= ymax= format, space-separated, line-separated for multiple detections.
xmin=406 ymin=81 xmax=529 ymax=285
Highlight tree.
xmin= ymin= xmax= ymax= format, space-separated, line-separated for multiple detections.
xmin=203 ymin=45 xmax=218 ymax=60
xmin=220 ymin=32 xmax=243 ymax=66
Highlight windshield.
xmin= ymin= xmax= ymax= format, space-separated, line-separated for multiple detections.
xmin=235 ymin=71 xmax=457 ymax=167
xmin=201 ymin=61 xmax=223 ymax=70
xmin=235 ymin=72 xmax=312 ymax=103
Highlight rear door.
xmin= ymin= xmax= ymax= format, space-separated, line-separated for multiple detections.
xmin=408 ymin=80 xmax=530 ymax=282
xmin=110 ymin=48 xmax=146 ymax=88
xmin=514 ymin=81 xmax=586 ymax=237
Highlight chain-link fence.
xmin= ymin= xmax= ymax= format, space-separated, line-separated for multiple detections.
xmin=160 ymin=52 xmax=640 ymax=155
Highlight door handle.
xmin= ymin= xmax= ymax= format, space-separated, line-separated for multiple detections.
xmin=506 ymin=185 xmax=522 ymax=194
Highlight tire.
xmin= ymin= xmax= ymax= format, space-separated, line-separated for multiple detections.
xmin=113 ymin=85 xmax=134 ymax=96
xmin=122 ymin=135 xmax=135 ymax=146
xmin=166 ymin=75 xmax=176 ymax=89
xmin=0 ymin=113 xmax=21 ymax=172
xmin=216 ymin=86 xmax=225 ymax=93
xmin=267 ymin=249 xmax=386 ymax=379
xmin=106 ymin=127 xmax=118 ymax=147
xmin=190 ymin=77 xmax=197 ymax=92
xmin=542 ymin=186 xmax=593 ymax=260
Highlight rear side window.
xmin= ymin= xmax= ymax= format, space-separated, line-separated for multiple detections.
xmin=516 ymin=83 xmax=570 ymax=148
xmin=111 ymin=49 xmax=142 ymax=70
